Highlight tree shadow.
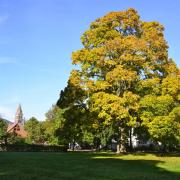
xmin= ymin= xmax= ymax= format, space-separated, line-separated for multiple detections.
xmin=90 ymin=158 xmax=179 ymax=179
xmin=129 ymin=151 xmax=180 ymax=157
xmin=154 ymin=152 xmax=180 ymax=157
xmin=0 ymin=152 xmax=179 ymax=180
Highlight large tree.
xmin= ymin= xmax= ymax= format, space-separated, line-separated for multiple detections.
xmin=71 ymin=8 xmax=179 ymax=152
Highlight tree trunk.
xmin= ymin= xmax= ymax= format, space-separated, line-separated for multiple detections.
xmin=117 ymin=126 xmax=126 ymax=153
xmin=162 ymin=143 xmax=169 ymax=153
xmin=4 ymin=136 xmax=8 ymax=145
xmin=129 ymin=127 xmax=133 ymax=151
xmin=72 ymin=139 xmax=75 ymax=151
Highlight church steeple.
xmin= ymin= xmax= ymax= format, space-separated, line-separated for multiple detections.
xmin=15 ymin=104 xmax=23 ymax=124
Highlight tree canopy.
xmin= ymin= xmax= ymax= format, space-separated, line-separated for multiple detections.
xmin=69 ymin=8 xmax=179 ymax=152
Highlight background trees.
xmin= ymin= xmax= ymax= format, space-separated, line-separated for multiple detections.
xmin=0 ymin=118 xmax=25 ymax=145
xmin=44 ymin=105 xmax=67 ymax=145
xmin=24 ymin=117 xmax=44 ymax=144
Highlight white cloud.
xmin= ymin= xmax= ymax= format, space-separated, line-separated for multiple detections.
xmin=0 ymin=106 xmax=14 ymax=121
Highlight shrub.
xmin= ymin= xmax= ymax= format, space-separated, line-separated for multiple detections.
xmin=0 ymin=144 xmax=68 ymax=152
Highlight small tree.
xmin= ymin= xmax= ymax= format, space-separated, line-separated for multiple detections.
xmin=25 ymin=117 xmax=44 ymax=144
xmin=0 ymin=118 xmax=8 ymax=144
xmin=44 ymin=105 xmax=67 ymax=145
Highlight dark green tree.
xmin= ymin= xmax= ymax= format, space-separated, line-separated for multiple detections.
xmin=56 ymin=77 xmax=91 ymax=150
xmin=0 ymin=118 xmax=8 ymax=144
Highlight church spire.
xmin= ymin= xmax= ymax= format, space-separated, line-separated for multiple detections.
xmin=15 ymin=104 xmax=23 ymax=124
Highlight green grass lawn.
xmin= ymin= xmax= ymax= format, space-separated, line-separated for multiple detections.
xmin=0 ymin=152 xmax=180 ymax=180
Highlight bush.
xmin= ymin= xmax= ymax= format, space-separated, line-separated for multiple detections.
xmin=0 ymin=144 xmax=68 ymax=152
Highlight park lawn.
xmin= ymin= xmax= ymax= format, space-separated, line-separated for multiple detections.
xmin=0 ymin=152 xmax=180 ymax=180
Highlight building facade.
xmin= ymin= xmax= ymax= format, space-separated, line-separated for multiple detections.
xmin=7 ymin=105 xmax=28 ymax=138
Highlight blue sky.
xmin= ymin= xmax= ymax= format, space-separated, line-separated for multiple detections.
xmin=0 ymin=0 xmax=179 ymax=121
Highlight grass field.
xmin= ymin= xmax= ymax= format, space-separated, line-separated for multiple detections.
xmin=0 ymin=152 xmax=180 ymax=180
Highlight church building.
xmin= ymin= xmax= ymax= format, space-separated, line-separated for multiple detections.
xmin=7 ymin=105 xmax=28 ymax=138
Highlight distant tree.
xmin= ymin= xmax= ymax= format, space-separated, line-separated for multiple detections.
xmin=44 ymin=105 xmax=67 ymax=145
xmin=0 ymin=118 xmax=8 ymax=144
xmin=24 ymin=117 xmax=44 ymax=144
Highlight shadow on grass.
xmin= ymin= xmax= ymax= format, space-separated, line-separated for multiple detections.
xmin=117 ymin=151 xmax=180 ymax=157
xmin=154 ymin=152 xmax=180 ymax=157
xmin=0 ymin=152 xmax=179 ymax=180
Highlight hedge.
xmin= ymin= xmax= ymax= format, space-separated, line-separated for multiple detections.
xmin=0 ymin=144 xmax=68 ymax=152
